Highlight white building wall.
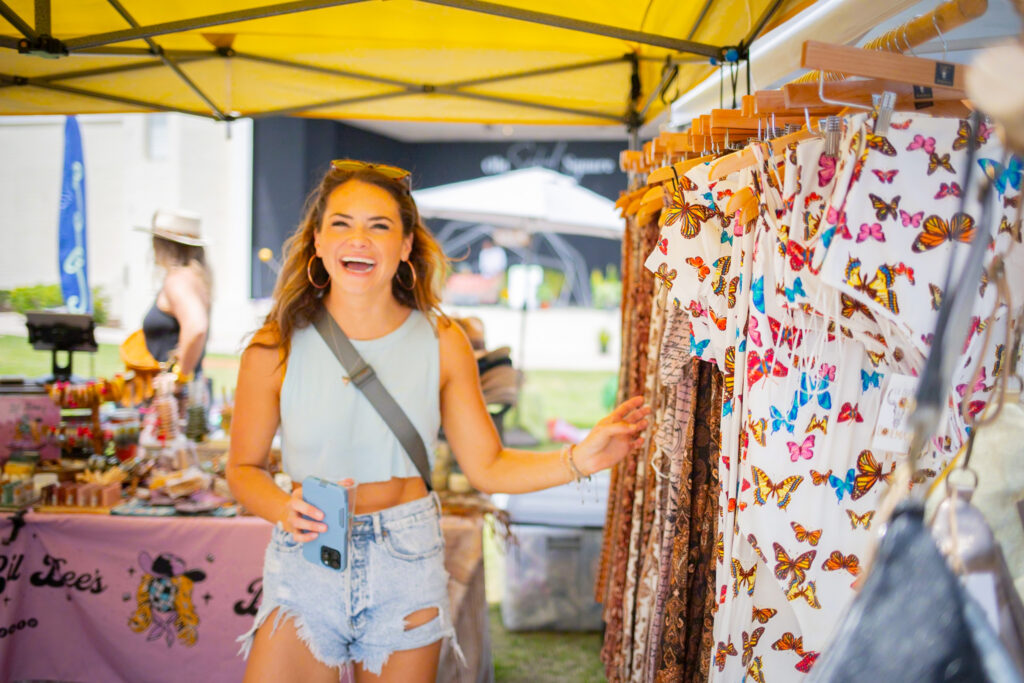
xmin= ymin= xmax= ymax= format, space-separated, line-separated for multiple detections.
xmin=0 ymin=113 xmax=267 ymax=354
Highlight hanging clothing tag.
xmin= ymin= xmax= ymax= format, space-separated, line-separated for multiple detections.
xmin=872 ymin=373 xmax=918 ymax=454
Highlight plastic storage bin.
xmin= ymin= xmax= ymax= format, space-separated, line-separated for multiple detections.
xmin=497 ymin=471 xmax=608 ymax=632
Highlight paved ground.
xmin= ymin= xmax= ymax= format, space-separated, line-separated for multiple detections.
xmin=0 ymin=305 xmax=622 ymax=372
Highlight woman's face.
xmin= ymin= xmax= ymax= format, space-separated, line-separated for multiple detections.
xmin=314 ymin=179 xmax=413 ymax=298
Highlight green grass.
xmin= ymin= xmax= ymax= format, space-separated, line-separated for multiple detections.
xmin=512 ymin=370 xmax=617 ymax=452
xmin=488 ymin=604 xmax=605 ymax=682
xmin=0 ymin=335 xmax=241 ymax=397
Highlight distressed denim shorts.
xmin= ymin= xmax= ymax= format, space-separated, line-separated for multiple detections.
xmin=238 ymin=493 xmax=461 ymax=675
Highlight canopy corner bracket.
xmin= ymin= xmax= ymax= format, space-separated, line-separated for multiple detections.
xmin=16 ymin=33 xmax=68 ymax=59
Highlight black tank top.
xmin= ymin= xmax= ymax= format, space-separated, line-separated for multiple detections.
xmin=142 ymin=299 xmax=205 ymax=372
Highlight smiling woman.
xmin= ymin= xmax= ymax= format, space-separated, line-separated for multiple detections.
xmin=225 ymin=160 xmax=650 ymax=683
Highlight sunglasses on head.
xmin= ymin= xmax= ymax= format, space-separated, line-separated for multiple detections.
xmin=331 ymin=159 xmax=411 ymax=188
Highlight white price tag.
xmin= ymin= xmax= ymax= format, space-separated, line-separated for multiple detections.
xmin=872 ymin=373 xmax=918 ymax=454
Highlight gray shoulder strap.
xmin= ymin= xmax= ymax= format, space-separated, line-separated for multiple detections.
xmin=313 ymin=310 xmax=433 ymax=491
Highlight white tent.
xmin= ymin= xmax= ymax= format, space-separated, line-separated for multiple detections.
xmin=413 ymin=167 xmax=624 ymax=240
xmin=414 ymin=167 xmax=623 ymax=308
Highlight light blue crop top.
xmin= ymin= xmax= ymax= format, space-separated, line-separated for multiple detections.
xmin=279 ymin=310 xmax=440 ymax=485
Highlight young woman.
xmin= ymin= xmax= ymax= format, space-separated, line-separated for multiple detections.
xmin=135 ymin=209 xmax=212 ymax=382
xmin=227 ymin=161 xmax=649 ymax=683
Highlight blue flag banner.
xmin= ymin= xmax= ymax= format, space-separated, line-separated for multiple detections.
xmin=58 ymin=115 xmax=90 ymax=313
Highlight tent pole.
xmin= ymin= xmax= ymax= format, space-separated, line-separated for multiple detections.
xmin=0 ymin=74 xmax=215 ymax=118
xmin=445 ymin=56 xmax=628 ymax=89
xmin=0 ymin=2 xmax=36 ymax=40
xmin=104 ymin=0 xmax=229 ymax=120
xmin=63 ymin=0 xmax=370 ymax=51
xmin=34 ymin=0 xmax=50 ymax=35
xmin=417 ymin=0 xmax=723 ymax=58
xmin=246 ymin=89 xmax=415 ymax=118
xmin=744 ymin=0 xmax=787 ymax=46
xmin=687 ymin=0 xmax=716 ymax=40
xmin=32 ymin=56 xmax=213 ymax=84
xmin=235 ymin=52 xmax=415 ymax=88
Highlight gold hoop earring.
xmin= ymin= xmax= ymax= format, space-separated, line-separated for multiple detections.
xmin=307 ymin=254 xmax=329 ymax=289
xmin=396 ymin=260 xmax=417 ymax=290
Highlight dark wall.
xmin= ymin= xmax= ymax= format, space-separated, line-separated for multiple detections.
xmin=251 ymin=119 xmax=628 ymax=297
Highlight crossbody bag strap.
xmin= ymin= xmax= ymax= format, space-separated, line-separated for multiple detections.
xmin=313 ymin=310 xmax=433 ymax=491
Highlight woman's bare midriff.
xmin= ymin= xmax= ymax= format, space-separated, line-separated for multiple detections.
xmin=294 ymin=476 xmax=429 ymax=515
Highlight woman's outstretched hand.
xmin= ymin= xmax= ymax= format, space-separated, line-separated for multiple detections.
xmin=573 ymin=396 xmax=651 ymax=476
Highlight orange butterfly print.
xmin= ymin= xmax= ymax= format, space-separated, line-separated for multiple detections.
xmin=731 ymin=559 xmax=757 ymax=596
xmin=913 ymin=213 xmax=975 ymax=252
xmin=929 ymin=283 xmax=943 ymax=310
xmin=747 ymin=656 xmax=766 ymax=683
xmin=998 ymin=216 xmax=1022 ymax=243
xmin=810 ymin=468 xmax=833 ymax=486
xmin=715 ymin=532 xmax=724 ymax=562
xmin=742 ymin=627 xmax=765 ymax=666
xmin=865 ymin=133 xmax=897 ymax=156
xmin=840 ymin=293 xmax=876 ymax=321
xmin=750 ymin=466 xmax=803 ymax=510
xmin=786 ymin=579 xmax=821 ymax=608
xmin=685 ymin=256 xmax=711 ymax=281
xmin=791 ymin=522 xmax=822 ymax=546
xmin=952 ymin=119 xmax=971 ymax=151
xmin=715 ymin=640 xmax=738 ymax=671
xmin=806 ymin=414 xmax=828 ymax=434
xmin=869 ymin=193 xmax=901 ymax=221
xmin=772 ymin=631 xmax=806 ymax=654
xmin=747 ymin=534 xmax=769 ymax=565
xmin=751 ymin=606 xmax=778 ymax=624
xmin=710 ymin=308 xmax=727 ymax=331
xmin=847 ymin=509 xmax=874 ymax=529
xmin=748 ymin=417 xmax=767 ymax=447
xmin=822 ymin=550 xmax=861 ymax=576
xmin=664 ymin=190 xmax=716 ymax=238
xmin=654 ymin=263 xmax=677 ymax=289
xmin=852 ymin=450 xmax=895 ymax=500
xmin=927 ymin=152 xmax=955 ymax=175
xmin=773 ymin=543 xmax=817 ymax=585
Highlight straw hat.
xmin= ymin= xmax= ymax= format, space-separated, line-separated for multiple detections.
xmin=134 ymin=209 xmax=206 ymax=247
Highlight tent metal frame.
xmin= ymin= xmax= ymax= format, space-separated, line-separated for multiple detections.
xmin=0 ymin=0 xmax=789 ymax=134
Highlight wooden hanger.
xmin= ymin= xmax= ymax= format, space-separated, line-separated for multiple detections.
xmin=801 ymin=40 xmax=969 ymax=91
xmin=647 ymin=153 xmax=716 ymax=185
xmin=709 ymin=128 xmax=814 ymax=181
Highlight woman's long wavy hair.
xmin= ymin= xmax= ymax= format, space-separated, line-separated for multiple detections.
xmin=250 ymin=164 xmax=450 ymax=357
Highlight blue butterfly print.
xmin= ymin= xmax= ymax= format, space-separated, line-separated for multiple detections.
xmin=722 ymin=399 xmax=734 ymax=417
xmin=769 ymin=399 xmax=799 ymax=434
xmin=978 ymin=156 xmax=1023 ymax=196
xmin=702 ymin=192 xmax=718 ymax=212
xmin=752 ymin=276 xmax=765 ymax=314
xmin=720 ymin=229 xmax=733 ymax=245
xmin=797 ymin=372 xmax=832 ymax=411
xmin=690 ymin=335 xmax=710 ymax=356
xmin=785 ymin=277 xmax=807 ymax=303
xmin=829 ymin=468 xmax=856 ymax=502
xmin=820 ymin=225 xmax=836 ymax=249
xmin=738 ymin=338 xmax=747 ymax=353
xmin=861 ymin=369 xmax=882 ymax=391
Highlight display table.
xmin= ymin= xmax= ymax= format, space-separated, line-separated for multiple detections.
xmin=0 ymin=511 xmax=491 ymax=683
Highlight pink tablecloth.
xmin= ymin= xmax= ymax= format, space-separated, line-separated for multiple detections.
xmin=0 ymin=511 xmax=490 ymax=683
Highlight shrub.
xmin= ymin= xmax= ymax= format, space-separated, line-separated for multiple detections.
xmin=10 ymin=283 xmax=110 ymax=325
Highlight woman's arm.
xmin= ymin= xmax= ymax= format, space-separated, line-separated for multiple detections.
xmin=439 ymin=321 xmax=649 ymax=495
xmin=162 ymin=269 xmax=208 ymax=377
xmin=225 ymin=343 xmax=325 ymax=541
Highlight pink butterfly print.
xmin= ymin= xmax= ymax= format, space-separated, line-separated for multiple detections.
xmin=856 ymin=223 xmax=886 ymax=243
xmin=907 ymin=135 xmax=936 ymax=154
xmin=872 ymin=169 xmax=898 ymax=184
xmin=658 ymin=237 xmax=668 ymax=254
xmin=688 ymin=300 xmax=706 ymax=318
xmin=748 ymin=316 xmax=763 ymax=347
xmin=956 ymin=367 xmax=988 ymax=397
xmin=935 ymin=182 xmax=962 ymax=199
xmin=977 ymin=122 xmax=994 ymax=144
xmin=818 ymin=363 xmax=836 ymax=381
xmin=900 ymin=210 xmax=924 ymax=228
xmin=818 ymin=155 xmax=837 ymax=187
xmin=787 ymin=434 xmax=815 ymax=462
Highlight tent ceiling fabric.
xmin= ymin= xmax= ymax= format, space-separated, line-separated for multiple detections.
xmin=0 ymin=0 xmax=813 ymax=126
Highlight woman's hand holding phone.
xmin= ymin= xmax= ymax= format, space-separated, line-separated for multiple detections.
xmin=284 ymin=485 xmax=326 ymax=543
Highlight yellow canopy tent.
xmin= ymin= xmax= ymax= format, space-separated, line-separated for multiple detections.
xmin=0 ymin=0 xmax=814 ymax=132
